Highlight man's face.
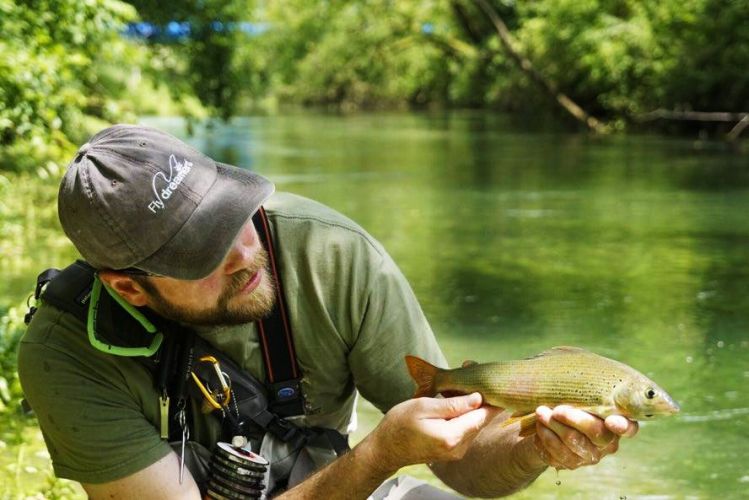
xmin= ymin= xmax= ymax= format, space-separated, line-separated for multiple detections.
xmin=136 ymin=220 xmax=276 ymax=326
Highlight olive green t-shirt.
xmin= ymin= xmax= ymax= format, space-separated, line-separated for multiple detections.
xmin=18 ymin=192 xmax=446 ymax=484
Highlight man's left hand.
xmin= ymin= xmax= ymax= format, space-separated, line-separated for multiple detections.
xmin=533 ymin=405 xmax=639 ymax=470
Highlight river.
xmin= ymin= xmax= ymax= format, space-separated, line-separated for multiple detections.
xmin=2 ymin=111 xmax=748 ymax=498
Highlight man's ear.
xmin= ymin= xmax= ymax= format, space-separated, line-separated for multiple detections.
xmin=98 ymin=271 xmax=149 ymax=307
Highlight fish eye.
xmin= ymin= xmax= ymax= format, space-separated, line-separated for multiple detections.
xmin=646 ymin=389 xmax=656 ymax=399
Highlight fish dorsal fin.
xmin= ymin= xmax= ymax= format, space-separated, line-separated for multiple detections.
xmin=526 ymin=346 xmax=587 ymax=359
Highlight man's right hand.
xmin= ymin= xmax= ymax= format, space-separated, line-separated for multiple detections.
xmin=358 ymin=393 xmax=502 ymax=476
xmin=277 ymin=393 xmax=501 ymax=499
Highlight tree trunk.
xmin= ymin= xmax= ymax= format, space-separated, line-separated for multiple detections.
xmin=472 ymin=0 xmax=607 ymax=133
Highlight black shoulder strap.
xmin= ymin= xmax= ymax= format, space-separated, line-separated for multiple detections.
xmin=24 ymin=268 xmax=61 ymax=325
xmin=252 ymin=207 xmax=305 ymax=417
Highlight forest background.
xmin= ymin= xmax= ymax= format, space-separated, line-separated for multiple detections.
xmin=2 ymin=0 xmax=748 ymax=175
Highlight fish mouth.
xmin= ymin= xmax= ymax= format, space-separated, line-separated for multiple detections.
xmin=658 ymin=393 xmax=681 ymax=415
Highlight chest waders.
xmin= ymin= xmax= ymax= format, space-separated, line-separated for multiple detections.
xmin=24 ymin=207 xmax=349 ymax=496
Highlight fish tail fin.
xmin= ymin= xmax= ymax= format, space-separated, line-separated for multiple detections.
xmin=501 ymin=412 xmax=538 ymax=437
xmin=405 ymin=355 xmax=440 ymax=398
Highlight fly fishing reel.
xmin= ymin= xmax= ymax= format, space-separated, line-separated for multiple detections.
xmin=206 ymin=442 xmax=269 ymax=499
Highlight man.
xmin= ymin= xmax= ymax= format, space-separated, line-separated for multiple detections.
xmin=18 ymin=125 xmax=637 ymax=499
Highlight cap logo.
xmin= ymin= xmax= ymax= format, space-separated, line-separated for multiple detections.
xmin=147 ymin=154 xmax=193 ymax=213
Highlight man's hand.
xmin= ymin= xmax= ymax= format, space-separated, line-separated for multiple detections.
xmin=533 ymin=405 xmax=639 ymax=470
xmin=278 ymin=393 xmax=500 ymax=500
xmin=359 ymin=393 xmax=502 ymax=475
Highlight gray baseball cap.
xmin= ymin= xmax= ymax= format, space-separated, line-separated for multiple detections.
xmin=58 ymin=124 xmax=275 ymax=279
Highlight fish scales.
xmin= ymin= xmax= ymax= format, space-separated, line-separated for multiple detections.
xmin=435 ymin=358 xmax=622 ymax=410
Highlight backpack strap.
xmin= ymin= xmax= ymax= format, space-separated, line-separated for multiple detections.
xmin=252 ymin=207 xmax=306 ymax=417
xmin=23 ymin=268 xmax=62 ymax=325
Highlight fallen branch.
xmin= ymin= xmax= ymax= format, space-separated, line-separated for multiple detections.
xmin=636 ymin=109 xmax=749 ymax=141
xmin=472 ymin=0 xmax=607 ymax=134
xmin=637 ymin=109 xmax=749 ymax=123
xmin=727 ymin=115 xmax=749 ymax=142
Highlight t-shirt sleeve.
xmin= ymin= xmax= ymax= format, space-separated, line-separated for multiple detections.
xmin=17 ymin=310 xmax=172 ymax=484
xmin=347 ymin=249 xmax=447 ymax=413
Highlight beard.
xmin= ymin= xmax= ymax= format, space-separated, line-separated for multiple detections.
xmin=141 ymin=248 xmax=277 ymax=326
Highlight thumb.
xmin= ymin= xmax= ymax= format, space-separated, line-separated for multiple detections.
xmin=447 ymin=405 xmax=497 ymax=436
xmin=422 ymin=392 xmax=484 ymax=419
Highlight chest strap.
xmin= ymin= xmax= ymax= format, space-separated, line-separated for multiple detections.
xmin=253 ymin=207 xmax=305 ymax=417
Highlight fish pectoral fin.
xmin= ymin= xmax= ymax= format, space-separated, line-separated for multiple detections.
xmin=501 ymin=412 xmax=537 ymax=437
xmin=518 ymin=414 xmax=537 ymax=437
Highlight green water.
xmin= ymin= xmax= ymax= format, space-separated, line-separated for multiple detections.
xmin=2 ymin=112 xmax=748 ymax=498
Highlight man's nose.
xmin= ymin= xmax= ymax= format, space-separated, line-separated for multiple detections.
xmin=223 ymin=226 xmax=257 ymax=274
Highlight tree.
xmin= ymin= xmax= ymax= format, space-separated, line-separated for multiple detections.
xmin=0 ymin=0 xmax=144 ymax=171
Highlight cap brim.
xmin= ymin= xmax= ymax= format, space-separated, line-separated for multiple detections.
xmin=134 ymin=162 xmax=274 ymax=279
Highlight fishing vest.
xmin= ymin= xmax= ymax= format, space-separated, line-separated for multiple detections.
xmin=24 ymin=208 xmax=349 ymax=495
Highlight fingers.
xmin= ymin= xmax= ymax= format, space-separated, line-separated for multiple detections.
xmin=605 ymin=415 xmax=639 ymax=437
xmin=549 ymin=406 xmax=616 ymax=448
xmin=417 ymin=392 xmax=484 ymax=418
xmin=380 ymin=393 xmax=499 ymax=465
xmin=534 ymin=405 xmax=636 ymax=470
xmin=422 ymin=393 xmax=504 ymax=442
xmin=372 ymin=392 xmax=502 ymax=469
xmin=535 ymin=406 xmax=601 ymax=468
xmin=446 ymin=405 xmax=496 ymax=436
xmin=533 ymin=429 xmax=583 ymax=470
xmin=417 ymin=406 xmax=496 ymax=463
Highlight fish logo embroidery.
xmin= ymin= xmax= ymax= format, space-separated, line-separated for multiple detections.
xmin=148 ymin=154 xmax=193 ymax=213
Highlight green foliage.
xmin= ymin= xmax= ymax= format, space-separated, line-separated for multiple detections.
xmin=3 ymin=0 xmax=745 ymax=151
xmin=0 ymin=169 xmax=86 ymax=496
xmin=237 ymin=0 xmax=748 ymax=125
xmin=0 ymin=304 xmax=25 ymax=411
xmin=513 ymin=0 xmax=749 ymax=120
xmin=127 ymin=0 xmax=254 ymax=119
xmin=251 ymin=1 xmax=456 ymax=109
xmin=289 ymin=3 xmax=451 ymax=108
xmin=646 ymin=0 xmax=749 ymax=111
xmin=0 ymin=170 xmax=71 ymax=274
xmin=514 ymin=0 xmax=658 ymax=117
xmin=0 ymin=0 xmax=150 ymax=172
xmin=0 ymin=169 xmax=71 ymax=413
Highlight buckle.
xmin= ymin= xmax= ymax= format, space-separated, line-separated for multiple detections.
xmin=270 ymin=416 xmax=302 ymax=444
